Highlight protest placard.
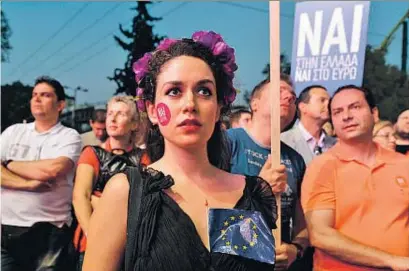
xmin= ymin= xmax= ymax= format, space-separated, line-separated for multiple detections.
xmin=291 ymin=1 xmax=370 ymax=95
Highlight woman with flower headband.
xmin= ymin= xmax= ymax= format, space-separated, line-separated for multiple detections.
xmin=83 ymin=31 xmax=277 ymax=271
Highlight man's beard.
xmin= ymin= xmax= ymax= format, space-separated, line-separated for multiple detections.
xmin=396 ymin=128 xmax=409 ymax=140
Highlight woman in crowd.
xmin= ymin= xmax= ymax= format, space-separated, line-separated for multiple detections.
xmin=372 ymin=120 xmax=397 ymax=151
xmin=82 ymin=31 xmax=277 ymax=271
xmin=72 ymin=95 xmax=149 ymax=270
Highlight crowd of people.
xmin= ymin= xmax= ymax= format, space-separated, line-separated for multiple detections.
xmin=1 ymin=30 xmax=408 ymax=271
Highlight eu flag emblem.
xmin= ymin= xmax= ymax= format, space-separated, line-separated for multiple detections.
xmin=208 ymin=208 xmax=275 ymax=265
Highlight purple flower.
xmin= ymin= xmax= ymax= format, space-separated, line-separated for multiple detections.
xmin=137 ymin=100 xmax=145 ymax=112
xmin=135 ymin=88 xmax=146 ymax=111
xmin=191 ymin=31 xmax=206 ymax=40
xmin=225 ymin=88 xmax=237 ymax=104
xmin=192 ymin=31 xmax=223 ymax=49
xmin=223 ymin=62 xmax=238 ymax=79
xmin=157 ymin=38 xmax=177 ymax=51
xmin=213 ymin=42 xmax=228 ymax=56
xmin=132 ymin=53 xmax=152 ymax=82
xmin=225 ymin=47 xmax=235 ymax=61
xmin=192 ymin=31 xmax=238 ymax=105
xmin=136 ymin=88 xmax=144 ymax=97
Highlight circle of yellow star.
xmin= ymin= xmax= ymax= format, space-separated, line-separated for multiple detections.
xmin=218 ymin=214 xmax=262 ymax=253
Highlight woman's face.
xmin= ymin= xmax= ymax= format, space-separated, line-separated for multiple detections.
xmin=106 ymin=101 xmax=137 ymax=138
xmin=373 ymin=125 xmax=396 ymax=151
xmin=147 ymin=55 xmax=221 ymax=149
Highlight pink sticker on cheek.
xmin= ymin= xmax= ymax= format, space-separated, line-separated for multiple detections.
xmin=156 ymin=103 xmax=171 ymax=126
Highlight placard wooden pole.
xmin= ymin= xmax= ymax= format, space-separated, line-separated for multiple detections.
xmin=269 ymin=0 xmax=282 ymax=247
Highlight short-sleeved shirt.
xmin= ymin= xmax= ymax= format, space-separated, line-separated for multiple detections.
xmin=301 ymin=143 xmax=409 ymax=271
xmin=1 ymin=122 xmax=82 ymax=227
xmin=81 ymin=131 xmax=102 ymax=147
xmin=226 ymin=128 xmax=306 ymax=243
xmin=77 ymin=140 xmax=122 ymax=179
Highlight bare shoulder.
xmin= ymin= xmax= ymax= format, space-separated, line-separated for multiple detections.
xmin=104 ymin=173 xmax=130 ymax=198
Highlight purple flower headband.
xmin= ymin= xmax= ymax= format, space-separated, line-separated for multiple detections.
xmin=132 ymin=31 xmax=238 ymax=111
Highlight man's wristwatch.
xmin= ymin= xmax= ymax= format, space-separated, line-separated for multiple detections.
xmin=2 ymin=159 xmax=13 ymax=169
xmin=291 ymin=242 xmax=304 ymax=260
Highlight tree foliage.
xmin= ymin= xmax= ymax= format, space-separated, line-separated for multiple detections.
xmin=1 ymin=10 xmax=13 ymax=62
xmin=242 ymin=90 xmax=252 ymax=105
xmin=241 ymin=54 xmax=292 ymax=105
xmin=108 ymin=1 xmax=164 ymax=96
xmin=261 ymin=54 xmax=292 ymax=78
xmin=362 ymin=45 xmax=409 ymax=122
xmin=1 ymin=81 xmax=33 ymax=132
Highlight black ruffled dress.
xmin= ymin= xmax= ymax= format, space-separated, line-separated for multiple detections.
xmin=124 ymin=167 xmax=277 ymax=271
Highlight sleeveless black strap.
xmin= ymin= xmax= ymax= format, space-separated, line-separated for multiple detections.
xmin=124 ymin=166 xmax=144 ymax=271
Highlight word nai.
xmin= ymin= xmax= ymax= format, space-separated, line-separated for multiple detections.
xmin=297 ymin=4 xmax=365 ymax=57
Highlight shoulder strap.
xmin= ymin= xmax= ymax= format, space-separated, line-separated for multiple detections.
xmin=126 ymin=148 xmax=143 ymax=167
xmin=124 ymin=166 xmax=144 ymax=271
xmin=87 ymin=145 xmax=108 ymax=165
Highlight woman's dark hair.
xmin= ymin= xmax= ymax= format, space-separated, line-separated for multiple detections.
xmin=141 ymin=39 xmax=233 ymax=170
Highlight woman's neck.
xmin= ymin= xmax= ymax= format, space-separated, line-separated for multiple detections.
xmin=154 ymin=142 xmax=215 ymax=182
xmin=34 ymin=119 xmax=58 ymax=133
xmin=300 ymin=117 xmax=323 ymax=141
xmin=247 ymin=115 xmax=271 ymax=147
xmin=108 ymin=136 xmax=133 ymax=151
xmin=339 ymin=139 xmax=377 ymax=166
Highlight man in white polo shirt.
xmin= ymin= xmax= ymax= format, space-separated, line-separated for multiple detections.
xmin=1 ymin=76 xmax=82 ymax=270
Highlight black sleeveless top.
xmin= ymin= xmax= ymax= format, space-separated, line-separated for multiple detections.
xmin=124 ymin=167 xmax=277 ymax=271
xmin=87 ymin=146 xmax=143 ymax=193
